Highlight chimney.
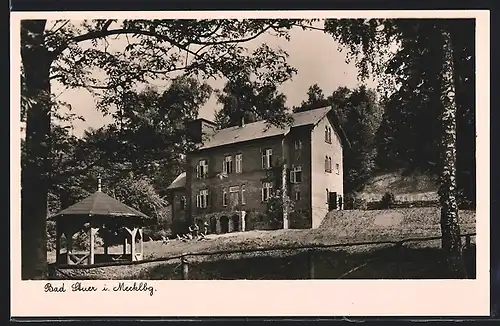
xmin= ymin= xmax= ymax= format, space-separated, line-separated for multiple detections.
xmin=97 ymin=176 xmax=102 ymax=192
xmin=186 ymin=118 xmax=216 ymax=144
xmin=239 ymin=116 xmax=245 ymax=127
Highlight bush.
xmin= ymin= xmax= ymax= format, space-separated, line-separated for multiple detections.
xmin=380 ymin=192 xmax=396 ymax=209
xmin=344 ymin=194 xmax=356 ymax=210
xmin=353 ymin=197 xmax=368 ymax=210
xmin=46 ymin=220 xmax=57 ymax=252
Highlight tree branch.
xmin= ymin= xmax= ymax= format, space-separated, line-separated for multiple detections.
xmin=45 ymin=20 xmax=71 ymax=36
xmin=189 ymin=24 xmax=274 ymax=46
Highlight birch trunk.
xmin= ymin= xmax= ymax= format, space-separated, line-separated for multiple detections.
xmin=437 ymin=27 xmax=465 ymax=278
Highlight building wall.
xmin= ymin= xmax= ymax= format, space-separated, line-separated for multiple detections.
xmin=284 ymin=127 xmax=313 ymax=229
xmin=310 ymin=115 xmax=344 ymax=228
xmin=186 ymin=135 xmax=285 ymax=229
xmin=170 ymin=188 xmax=188 ymax=234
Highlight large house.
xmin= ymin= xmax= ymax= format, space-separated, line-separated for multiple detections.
xmin=167 ymin=106 xmax=350 ymax=235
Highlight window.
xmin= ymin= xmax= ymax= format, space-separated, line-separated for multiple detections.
xmin=295 ymin=190 xmax=301 ymax=201
xmin=223 ymin=155 xmax=233 ymax=174
xmin=294 ymin=140 xmax=302 ymax=151
xmin=290 ymin=165 xmax=303 ymax=183
xmin=325 ymin=156 xmax=332 ymax=173
xmin=262 ymin=148 xmax=272 ymax=169
xmin=335 ymin=163 xmax=340 ymax=175
xmin=326 ymin=189 xmax=329 ymax=203
xmin=261 ymin=182 xmax=273 ymax=201
xmin=180 ymin=196 xmax=187 ymax=210
xmin=325 ymin=126 xmax=332 ymax=143
xmin=222 ymin=188 xmax=228 ymax=206
xmin=196 ymin=189 xmax=209 ymax=208
xmin=229 ymin=186 xmax=239 ymax=206
xmin=197 ymin=159 xmax=208 ymax=178
xmin=235 ymin=153 xmax=243 ymax=173
xmin=241 ymin=185 xmax=246 ymax=205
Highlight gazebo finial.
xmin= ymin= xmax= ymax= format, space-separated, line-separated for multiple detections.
xmin=97 ymin=176 xmax=102 ymax=192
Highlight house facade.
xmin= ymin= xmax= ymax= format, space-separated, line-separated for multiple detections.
xmin=167 ymin=106 xmax=349 ymax=234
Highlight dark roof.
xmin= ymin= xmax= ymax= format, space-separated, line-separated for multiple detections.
xmin=167 ymin=172 xmax=186 ymax=190
xmin=198 ymin=106 xmax=347 ymax=150
xmin=50 ymin=191 xmax=152 ymax=220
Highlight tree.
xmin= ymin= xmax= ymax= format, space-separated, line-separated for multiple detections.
xmin=336 ymin=86 xmax=382 ymax=194
xmin=292 ymin=83 xmax=330 ymax=113
xmin=324 ymin=18 xmax=474 ymax=277
xmin=293 ymin=84 xmax=383 ymax=194
xmin=20 ymin=18 xmax=304 ymax=279
xmin=213 ymin=67 xmax=291 ymax=129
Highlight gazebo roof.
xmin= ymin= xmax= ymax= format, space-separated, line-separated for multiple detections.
xmin=50 ymin=190 xmax=152 ymax=221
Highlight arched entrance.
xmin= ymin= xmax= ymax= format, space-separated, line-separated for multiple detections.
xmin=231 ymin=214 xmax=240 ymax=232
xmin=210 ymin=216 xmax=217 ymax=234
xmin=220 ymin=216 xmax=229 ymax=234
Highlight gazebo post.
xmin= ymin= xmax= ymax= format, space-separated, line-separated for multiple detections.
xmin=130 ymin=228 xmax=138 ymax=261
xmin=103 ymin=227 xmax=109 ymax=256
xmin=66 ymin=229 xmax=73 ymax=265
xmin=123 ymin=232 xmax=128 ymax=255
xmin=89 ymin=224 xmax=98 ymax=265
xmin=55 ymin=221 xmax=61 ymax=265
xmin=139 ymin=228 xmax=144 ymax=256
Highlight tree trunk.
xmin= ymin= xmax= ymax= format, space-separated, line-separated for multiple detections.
xmin=437 ymin=26 xmax=465 ymax=278
xmin=20 ymin=20 xmax=52 ymax=280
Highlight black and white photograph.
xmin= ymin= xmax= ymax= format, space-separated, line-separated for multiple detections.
xmin=11 ymin=10 xmax=490 ymax=317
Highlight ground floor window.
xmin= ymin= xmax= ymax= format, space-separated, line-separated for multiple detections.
xmin=261 ymin=182 xmax=273 ymax=201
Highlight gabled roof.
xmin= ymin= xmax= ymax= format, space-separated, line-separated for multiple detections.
xmin=167 ymin=172 xmax=186 ymax=190
xmin=50 ymin=191 xmax=152 ymax=220
xmin=199 ymin=106 xmax=335 ymax=150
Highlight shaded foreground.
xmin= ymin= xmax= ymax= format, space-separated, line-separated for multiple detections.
xmin=49 ymin=208 xmax=476 ymax=280
xmin=51 ymin=238 xmax=476 ymax=280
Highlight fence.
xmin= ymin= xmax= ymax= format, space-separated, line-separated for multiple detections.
xmin=50 ymin=233 xmax=476 ymax=280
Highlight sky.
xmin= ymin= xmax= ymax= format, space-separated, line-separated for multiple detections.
xmin=51 ymin=21 xmax=378 ymax=138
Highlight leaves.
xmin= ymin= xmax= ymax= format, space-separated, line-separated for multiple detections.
xmin=213 ymin=69 xmax=293 ymax=129
xmin=324 ymin=19 xmax=475 ymax=203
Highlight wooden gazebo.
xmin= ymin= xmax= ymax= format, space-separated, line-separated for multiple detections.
xmin=50 ymin=179 xmax=155 ymax=266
